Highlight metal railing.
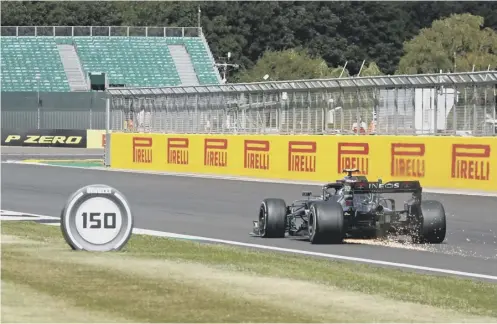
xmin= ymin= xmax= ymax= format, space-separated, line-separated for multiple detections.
xmin=107 ymin=71 xmax=497 ymax=136
xmin=1 ymin=26 xmax=202 ymax=37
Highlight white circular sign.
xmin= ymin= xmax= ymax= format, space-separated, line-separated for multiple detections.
xmin=60 ymin=184 xmax=133 ymax=251
xmin=75 ymin=197 xmax=123 ymax=245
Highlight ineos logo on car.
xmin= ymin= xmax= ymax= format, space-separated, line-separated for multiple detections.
xmin=60 ymin=184 xmax=134 ymax=251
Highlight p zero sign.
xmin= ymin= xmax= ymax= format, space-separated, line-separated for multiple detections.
xmin=1 ymin=129 xmax=87 ymax=148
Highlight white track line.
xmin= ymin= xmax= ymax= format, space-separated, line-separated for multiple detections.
xmin=4 ymin=160 xmax=497 ymax=197
xmin=2 ymin=209 xmax=497 ymax=281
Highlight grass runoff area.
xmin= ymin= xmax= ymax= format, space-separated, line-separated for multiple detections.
xmin=2 ymin=222 xmax=497 ymax=323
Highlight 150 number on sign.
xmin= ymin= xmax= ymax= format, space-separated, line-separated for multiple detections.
xmin=82 ymin=212 xmax=117 ymax=229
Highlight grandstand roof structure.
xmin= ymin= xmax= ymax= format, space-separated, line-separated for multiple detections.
xmin=106 ymin=71 xmax=497 ymax=97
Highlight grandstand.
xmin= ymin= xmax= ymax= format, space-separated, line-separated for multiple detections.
xmin=0 ymin=26 xmax=222 ymax=92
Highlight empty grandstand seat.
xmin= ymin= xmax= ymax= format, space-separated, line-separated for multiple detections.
xmin=1 ymin=37 xmax=71 ymax=92
xmin=1 ymin=34 xmax=220 ymax=92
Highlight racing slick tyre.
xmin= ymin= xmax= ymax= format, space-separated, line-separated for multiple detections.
xmin=308 ymin=202 xmax=345 ymax=244
xmin=412 ymin=200 xmax=446 ymax=244
xmin=259 ymin=198 xmax=287 ymax=238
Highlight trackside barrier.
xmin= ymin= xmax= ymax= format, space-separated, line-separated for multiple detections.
xmin=2 ymin=129 xmax=109 ymax=149
xmin=109 ymin=133 xmax=497 ymax=192
xmin=1 ymin=129 xmax=87 ymax=148
xmin=0 ymin=128 xmax=109 ymax=149
xmin=86 ymin=129 xmax=108 ymax=148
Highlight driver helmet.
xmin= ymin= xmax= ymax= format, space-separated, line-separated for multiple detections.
xmin=343 ymin=175 xmax=358 ymax=182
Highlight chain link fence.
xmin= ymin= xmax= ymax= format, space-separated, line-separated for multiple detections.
xmin=108 ymin=71 xmax=497 ymax=136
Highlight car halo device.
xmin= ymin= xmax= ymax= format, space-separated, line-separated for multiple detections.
xmin=60 ymin=184 xmax=133 ymax=251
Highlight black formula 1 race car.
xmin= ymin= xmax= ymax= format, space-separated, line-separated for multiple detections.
xmin=250 ymin=169 xmax=446 ymax=244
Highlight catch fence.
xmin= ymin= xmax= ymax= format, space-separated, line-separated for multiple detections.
xmin=107 ymin=71 xmax=497 ymax=136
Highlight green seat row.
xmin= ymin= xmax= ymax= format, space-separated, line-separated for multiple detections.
xmin=1 ymin=36 xmax=220 ymax=92
xmin=72 ymin=37 xmax=182 ymax=87
xmin=1 ymin=37 xmax=71 ymax=92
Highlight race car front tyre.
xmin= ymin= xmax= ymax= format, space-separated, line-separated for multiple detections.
xmin=412 ymin=200 xmax=447 ymax=244
xmin=259 ymin=198 xmax=287 ymax=238
xmin=308 ymin=202 xmax=345 ymax=244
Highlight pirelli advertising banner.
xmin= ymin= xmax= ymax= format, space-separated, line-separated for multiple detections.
xmin=86 ymin=129 xmax=109 ymax=148
xmin=110 ymin=133 xmax=497 ymax=192
xmin=1 ymin=129 xmax=87 ymax=148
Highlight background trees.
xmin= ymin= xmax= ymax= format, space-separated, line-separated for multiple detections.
xmin=235 ymin=48 xmax=349 ymax=82
xmin=397 ymin=13 xmax=497 ymax=74
xmin=2 ymin=1 xmax=496 ymax=82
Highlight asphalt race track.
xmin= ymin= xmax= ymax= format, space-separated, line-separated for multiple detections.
xmin=2 ymin=148 xmax=497 ymax=279
xmin=1 ymin=147 xmax=103 ymax=161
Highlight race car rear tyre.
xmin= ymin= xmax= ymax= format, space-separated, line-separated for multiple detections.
xmin=412 ymin=200 xmax=446 ymax=244
xmin=259 ymin=198 xmax=287 ymax=238
xmin=308 ymin=202 xmax=345 ymax=244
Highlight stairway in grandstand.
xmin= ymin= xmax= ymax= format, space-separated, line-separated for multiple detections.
xmin=168 ymin=44 xmax=200 ymax=86
xmin=57 ymin=44 xmax=89 ymax=91
xmin=0 ymin=32 xmax=221 ymax=92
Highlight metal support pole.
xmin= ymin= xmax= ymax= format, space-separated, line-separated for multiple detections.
xmin=104 ymin=96 xmax=111 ymax=167
xmin=37 ymin=77 xmax=41 ymax=129
xmin=493 ymin=86 xmax=497 ymax=135
xmin=433 ymin=88 xmax=438 ymax=135
xmin=473 ymin=85 xmax=477 ymax=134
xmin=453 ymin=86 xmax=458 ymax=135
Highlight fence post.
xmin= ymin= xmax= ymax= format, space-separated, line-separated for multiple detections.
xmin=104 ymin=96 xmax=111 ymax=167
xmin=394 ymin=88 xmax=399 ymax=135
xmin=37 ymin=107 xmax=41 ymax=129
xmin=473 ymin=85 xmax=477 ymax=134
xmin=452 ymin=85 xmax=458 ymax=135
xmin=434 ymin=87 xmax=439 ymax=135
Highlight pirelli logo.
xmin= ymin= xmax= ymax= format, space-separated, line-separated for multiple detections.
xmin=288 ymin=141 xmax=316 ymax=172
xmin=451 ymin=144 xmax=490 ymax=181
xmin=337 ymin=143 xmax=369 ymax=175
xmin=391 ymin=143 xmax=425 ymax=178
xmin=204 ymin=138 xmax=228 ymax=167
xmin=244 ymin=140 xmax=270 ymax=170
xmin=167 ymin=138 xmax=189 ymax=165
xmin=132 ymin=137 xmax=153 ymax=163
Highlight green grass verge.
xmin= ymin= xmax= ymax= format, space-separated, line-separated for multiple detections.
xmin=2 ymin=221 xmax=497 ymax=323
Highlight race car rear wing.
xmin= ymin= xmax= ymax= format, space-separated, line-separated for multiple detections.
xmin=349 ymin=181 xmax=422 ymax=194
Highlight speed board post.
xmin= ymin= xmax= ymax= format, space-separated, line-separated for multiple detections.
xmin=60 ymin=184 xmax=133 ymax=252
